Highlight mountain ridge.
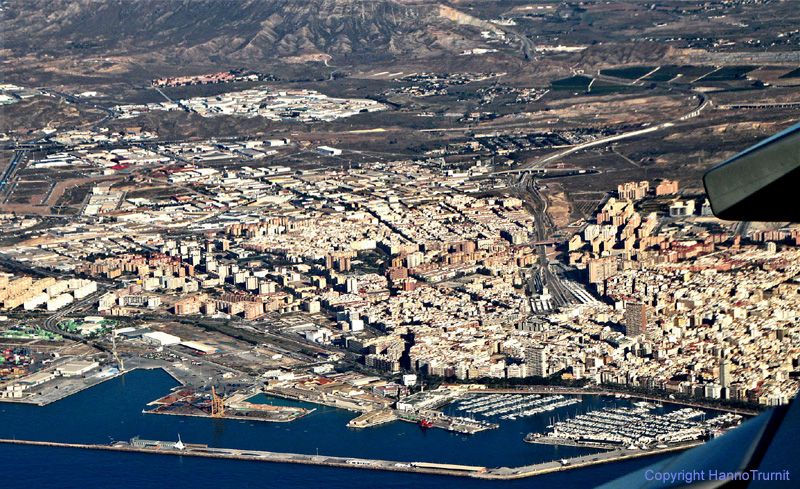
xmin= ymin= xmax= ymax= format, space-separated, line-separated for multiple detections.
xmin=5 ymin=0 xmax=494 ymax=70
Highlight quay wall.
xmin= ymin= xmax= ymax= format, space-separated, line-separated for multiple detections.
xmin=0 ymin=438 xmax=700 ymax=480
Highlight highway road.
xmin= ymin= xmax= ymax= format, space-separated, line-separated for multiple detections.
xmin=155 ymin=87 xmax=174 ymax=103
xmin=0 ymin=256 xmax=61 ymax=278
xmin=0 ymin=88 xmax=116 ymax=150
xmin=499 ymin=25 xmax=536 ymax=60
xmin=0 ymin=150 xmax=26 ymax=201
xmin=495 ymin=125 xmax=666 ymax=175
xmin=495 ymin=71 xmax=713 ymax=176
xmin=734 ymin=220 xmax=750 ymax=237
xmin=39 ymin=88 xmax=117 ymax=131
xmin=42 ymin=287 xmax=110 ymax=339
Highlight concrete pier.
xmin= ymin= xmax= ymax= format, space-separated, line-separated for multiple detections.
xmin=0 ymin=437 xmax=700 ymax=480
xmin=347 ymin=409 xmax=397 ymax=428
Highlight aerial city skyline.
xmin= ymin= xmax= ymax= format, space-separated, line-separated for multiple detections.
xmin=1 ymin=0 xmax=798 ymax=486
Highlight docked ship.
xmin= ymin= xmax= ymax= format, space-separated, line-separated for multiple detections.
xmin=418 ymin=418 xmax=434 ymax=428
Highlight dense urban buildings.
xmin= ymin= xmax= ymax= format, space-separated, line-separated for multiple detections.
xmin=2 ymin=0 xmax=800 ymax=483
xmin=1 ymin=154 xmax=797 ymax=406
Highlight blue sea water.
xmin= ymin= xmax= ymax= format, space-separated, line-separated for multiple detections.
xmin=0 ymin=369 xmax=678 ymax=488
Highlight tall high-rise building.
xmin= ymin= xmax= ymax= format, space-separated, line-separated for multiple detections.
xmin=719 ymin=358 xmax=731 ymax=388
xmin=617 ymin=181 xmax=649 ymax=200
xmin=525 ymin=346 xmax=548 ymax=377
xmin=337 ymin=256 xmax=352 ymax=272
xmin=624 ymin=301 xmax=650 ymax=338
xmin=588 ymin=257 xmax=618 ymax=284
xmin=584 ymin=224 xmax=601 ymax=241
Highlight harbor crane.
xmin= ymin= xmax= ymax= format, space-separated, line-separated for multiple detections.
xmin=111 ymin=327 xmax=124 ymax=371
xmin=210 ymin=386 xmax=225 ymax=417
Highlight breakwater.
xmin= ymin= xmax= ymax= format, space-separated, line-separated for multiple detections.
xmin=0 ymin=438 xmax=700 ymax=480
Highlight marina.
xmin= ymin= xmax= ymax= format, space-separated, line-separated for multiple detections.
xmin=0 ymin=369 xmax=748 ymax=484
xmin=344 ymin=407 xmax=499 ymax=434
xmin=263 ymin=382 xmax=499 ymax=434
xmin=525 ymin=405 xmax=742 ymax=450
xmin=453 ymin=393 xmax=581 ymax=420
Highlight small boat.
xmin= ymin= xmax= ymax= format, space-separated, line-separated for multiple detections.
xmin=524 ymin=433 xmax=542 ymax=443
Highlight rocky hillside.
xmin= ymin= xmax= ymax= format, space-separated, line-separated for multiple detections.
xmin=4 ymin=0 xmax=493 ymax=70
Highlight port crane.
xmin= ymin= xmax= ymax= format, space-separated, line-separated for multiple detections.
xmin=210 ymin=386 xmax=224 ymax=417
xmin=111 ymin=327 xmax=124 ymax=371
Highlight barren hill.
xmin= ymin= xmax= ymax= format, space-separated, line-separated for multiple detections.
xmin=4 ymin=0 xmax=504 ymax=81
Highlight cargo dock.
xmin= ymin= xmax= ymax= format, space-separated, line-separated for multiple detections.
xmin=143 ymin=388 xmax=313 ymax=423
xmin=0 ymin=437 xmax=701 ymax=480
xmin=346 ymin=409 xmax=397 ymax=428
xmin=0 ymin=357 xmax=228 ymax=407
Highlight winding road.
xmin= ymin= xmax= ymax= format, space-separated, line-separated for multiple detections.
xmin=495 ymin=71 xmax=712 ymax=175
